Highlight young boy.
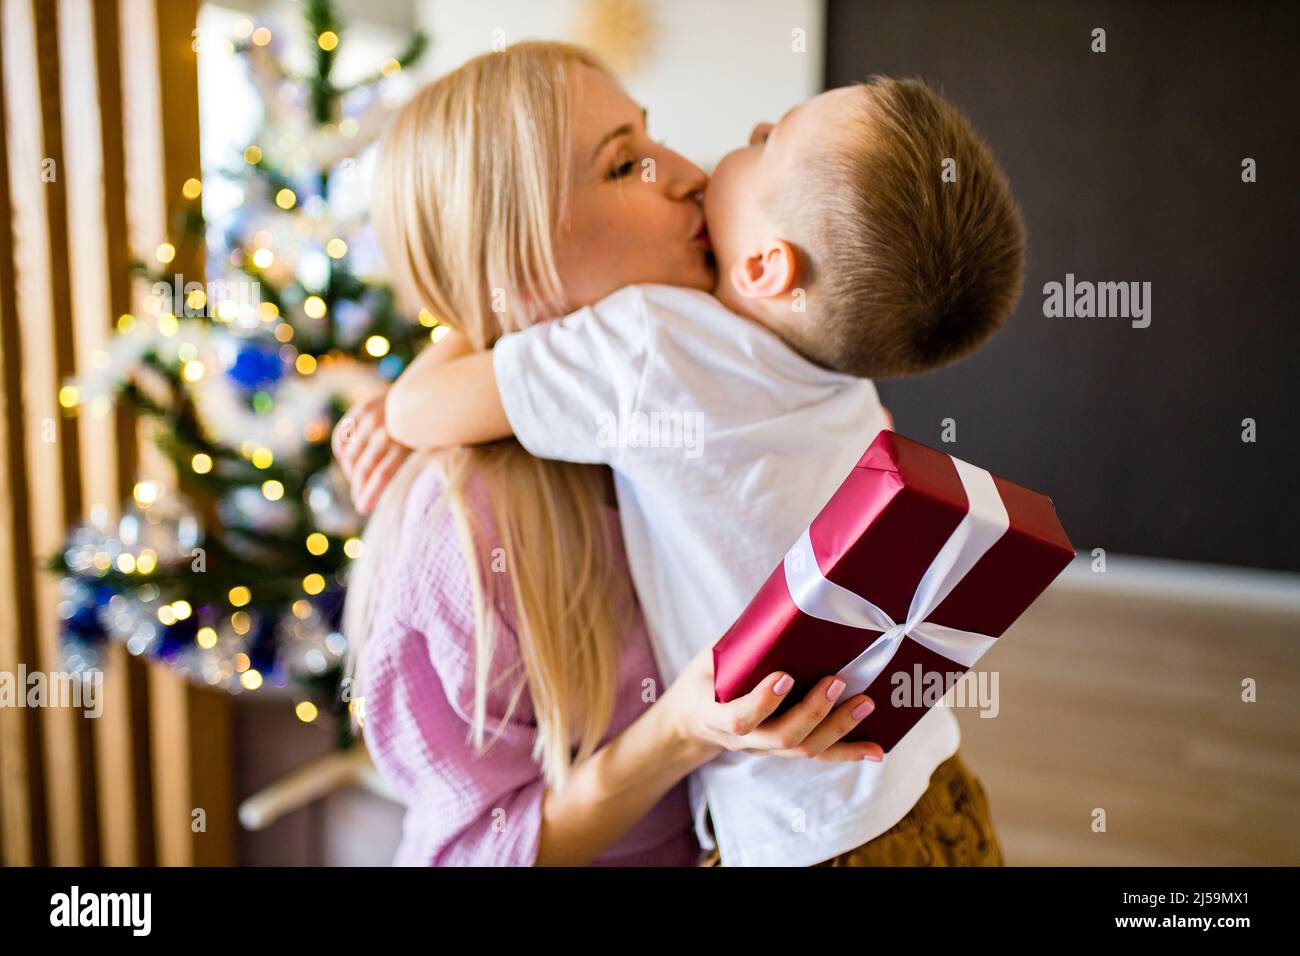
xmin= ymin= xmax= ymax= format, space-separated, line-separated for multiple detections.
xmin=384 ymin=76 xmax=1025 ymax=866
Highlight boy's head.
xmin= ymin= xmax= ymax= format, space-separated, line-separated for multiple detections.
xmin=704 ymin=76 xmax=1025 ymax=378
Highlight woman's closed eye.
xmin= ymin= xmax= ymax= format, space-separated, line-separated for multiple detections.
xmin=608 ymin=155 xmax=637 ymax=180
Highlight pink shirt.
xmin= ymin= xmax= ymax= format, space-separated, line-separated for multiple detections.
xmin=361 ymin=461 xmax=702 ymax=866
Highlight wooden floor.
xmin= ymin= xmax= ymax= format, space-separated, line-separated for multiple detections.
xmin=952 ymin=585 xmax=1300 ymax=865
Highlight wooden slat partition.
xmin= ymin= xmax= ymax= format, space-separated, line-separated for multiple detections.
xmin=0 ymin=0 xmax=233 ymax=866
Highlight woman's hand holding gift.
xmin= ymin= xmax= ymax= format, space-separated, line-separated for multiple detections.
xmin=664 ymin=646 xmax=884 ymax=765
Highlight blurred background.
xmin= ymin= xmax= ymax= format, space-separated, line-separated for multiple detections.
xmin=0 ymin=0 xmax=1296 ymax=867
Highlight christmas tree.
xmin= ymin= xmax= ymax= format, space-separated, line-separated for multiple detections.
xmin=52 ymin=0 xmax=429 ymax=747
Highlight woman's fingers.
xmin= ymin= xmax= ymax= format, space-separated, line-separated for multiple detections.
xmin=788 ymin=694 xmax=881 ymax=760
xmin=714 ymin=671 xmax=797 ymax=738
xmin=738 ymin=675 xmax=849 ymax=753
xmin=354 ymin=445 xmax=409 ymax=515
xmin=812 ymin=739 xmax=886 ymax=762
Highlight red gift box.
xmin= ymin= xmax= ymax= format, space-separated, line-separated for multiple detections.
xmin=712 ymin=430 xmax=1075 ymax=753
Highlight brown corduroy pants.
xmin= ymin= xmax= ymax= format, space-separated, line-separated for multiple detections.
xmin=697 ymin=751 xmax=1005 ymax=866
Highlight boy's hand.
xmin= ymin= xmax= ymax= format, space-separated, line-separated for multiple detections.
xmin=664 ymin=646 xmax=885 ymax=764
xmin=332 ymin=392 xmax=410 ymax=516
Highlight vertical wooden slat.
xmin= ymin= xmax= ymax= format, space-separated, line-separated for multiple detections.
xmin=59 ymin=0 xmax=155 ymax=867
xmin=0 ymin=13 xmax=50 ymax=864
xmin=1 ymin=0 xmax=99 ymax=866
xmin=118 ymin=0 xmax=234 ymax=866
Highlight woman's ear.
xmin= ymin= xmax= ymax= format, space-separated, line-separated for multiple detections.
xmin=728 ymin=239 xmax=799 ymax=301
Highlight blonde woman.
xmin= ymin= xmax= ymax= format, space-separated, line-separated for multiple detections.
xmin=334 ymin=42 xmax=886 ymax=866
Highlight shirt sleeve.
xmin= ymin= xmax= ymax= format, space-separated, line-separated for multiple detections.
xmin=360 ymin=466 xmax=548 ymax=867
xmin=491 ymin=285 xmax=650 ymax=465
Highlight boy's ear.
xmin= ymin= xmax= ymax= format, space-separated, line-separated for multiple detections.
xmin=729 ymin=239 xmax=799 ymax=301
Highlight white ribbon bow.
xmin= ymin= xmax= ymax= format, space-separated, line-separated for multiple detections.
xmin=783 ymin=456 xmax=1010 ymax=698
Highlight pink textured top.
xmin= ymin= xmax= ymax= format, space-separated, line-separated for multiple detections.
xmin=361 ymin=462 xmax=702 ymax=866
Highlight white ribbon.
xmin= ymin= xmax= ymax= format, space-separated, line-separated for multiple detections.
xmin=783 ymin=457 xmax=1010 ymax=698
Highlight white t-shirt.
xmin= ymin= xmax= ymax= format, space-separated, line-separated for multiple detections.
xmin=493 ymin=283 xmax=960 ymax=866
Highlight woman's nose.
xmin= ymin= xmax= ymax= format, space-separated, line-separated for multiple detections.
xmin=665 ymin=152 xmax=708 ymax=200
xmin=749 ymin=122 xmax=773 ymax=146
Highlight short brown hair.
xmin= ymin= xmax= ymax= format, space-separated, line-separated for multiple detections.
xmin=771 ymin=77 xmax=1025 ymax=378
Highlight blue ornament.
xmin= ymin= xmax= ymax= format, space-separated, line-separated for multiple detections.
xmin=227 ymin=341 xmax=285 ymax=392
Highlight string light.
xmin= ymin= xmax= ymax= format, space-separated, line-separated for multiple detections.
xmin=306 ymin=532 xmax=328 ymax=555
xmin=228 ymin=586 xmax=251 ymax=607
xmin=233 ymin=18 xmax=253 ymax=39
xmin=381 ymin=58 xmax=401 ymax=76
xmin=303 ymin=296 xmax=326 ymax=319
xmin=157 ymin=605 xmax=177 ymax=626
xmin=157 ymin=313 xmax=179 ymax=336
xmin=295 ymin=353 xmax=317 ymax=374
xmin=241 ymin=669 xmax=264 ymax=690
xmin=155 ymin=242 xmax=176 ymax=264
xmin=295 ymin=701 xmax=318 ymax=723
xmin=261 ymin=479 xmax=284 ymax=501
xmin=136 ymin=550 xmax=157 ymax=574
xmin=191 ymin=453 xmax=213 ymax=474
xmin=196 ymin=626 xmax=218 ymax=649
xmin=326 ymin=238 xmax=347 ymax=258
xmin=181 ymin=360 xmax=206 ymax=382
xmin=117 ymin=313 xmax=135 ymax=332
xmin=172 ymin=600 xmax=192 ymax=621
xmin=132 ymin=481 xmax=160 ymax=506
xmin=251 ymin=26 xmax=271 ymax=46
xmin=275 ymin=188 xmax=296 ymax=210
xmin=251 ymin=447 xmax=274 ymax=469
xmin=244 ymin=144 xmax=263 ymax=165
xmin=343 ymin=537 xmax=363 ymax=559
xmin=252 ymin=247 xmax=274 ymax=269
xmin=302 ymin=573 xmax=325 ymax=595
xmin=291 ymin=599 xmax=312 ymax=620
xmin=417 ymin=308 xmax=437 ymax=328
xmin=58 ymin=385 xmax=79 ymax=408
xmin=274 ymin=322 xmax=294 ymax=343
xmin=182 ymin=178 xmax=202 ymax=200
xmin=116 ymin=553 xmax=136 ymax=574
xmin=365 ymin=335 xmax=390 ymax=357
xmin=432 ymin=326 xmax=451 ymax=343
xmin=317 ymin=31 xmax=339 ymax=51
xmin=231 ymin=612 xmax=251 ymax=636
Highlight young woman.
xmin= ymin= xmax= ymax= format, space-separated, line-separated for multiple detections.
xmin=338 ymin=41 xmax=1006 ymax=867
xmin=336 ymin=41 xmax=887 ymax=867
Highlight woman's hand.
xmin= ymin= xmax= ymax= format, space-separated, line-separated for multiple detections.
xmin=663 ymin=646 xmax=885 ymax=765
xmin=331 ymin=392 xmax=410 ymax=515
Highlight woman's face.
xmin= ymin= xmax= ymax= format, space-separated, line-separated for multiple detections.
xmin=552 ymin=65 xmax=715 ymax=309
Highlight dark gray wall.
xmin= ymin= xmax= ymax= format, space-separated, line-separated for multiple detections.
xmin=825 ymin=0 xmax=1298 ymax=572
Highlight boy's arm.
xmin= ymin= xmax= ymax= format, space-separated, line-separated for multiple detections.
xmin=389 ymin=288 xmax=649 ymax=460
xmin=385 ymin=341 xmax=512 ymax=449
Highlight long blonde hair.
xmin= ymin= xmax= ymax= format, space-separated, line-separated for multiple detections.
xmin=344 ymin=42 xmax=627 ymax=790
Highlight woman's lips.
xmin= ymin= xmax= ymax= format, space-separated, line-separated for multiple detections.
xmin=693 ymin=221 xmax=711 ymax=249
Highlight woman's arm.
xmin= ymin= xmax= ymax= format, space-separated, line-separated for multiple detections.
xmin=535 ymin=646 xmax=882 ymax=866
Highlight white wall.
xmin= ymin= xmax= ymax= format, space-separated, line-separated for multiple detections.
xmin=417 ymin=0 xmax=825 ymax=169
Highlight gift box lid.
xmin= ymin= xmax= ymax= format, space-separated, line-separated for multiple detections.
xmin=810 ymin=430 xmax=1076 ymax=637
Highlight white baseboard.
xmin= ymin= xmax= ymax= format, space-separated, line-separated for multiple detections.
xmin=1050 ymin=553 xmax=1300 ymax=616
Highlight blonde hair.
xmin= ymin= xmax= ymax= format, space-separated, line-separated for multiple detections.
xmin=771 ymin=76 xmax=1025 ymax=378
xmin=344 ymin=42 xmax=627 ymax=790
